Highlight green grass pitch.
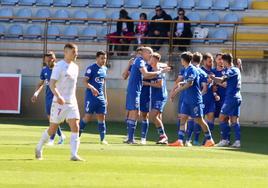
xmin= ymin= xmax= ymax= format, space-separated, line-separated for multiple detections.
xmin=0 ymin=119 xmax=267 ymax=188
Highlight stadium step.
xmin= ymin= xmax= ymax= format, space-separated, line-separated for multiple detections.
xmin=236 ymin=33 xmax=268 ymax=42
xmin=242 ymin=16 xmax=268 ymax=25
xmin=222 ymin=49 xmax=264 ymax=59
xmin=252 ymin=1 xmax=268 ymax=10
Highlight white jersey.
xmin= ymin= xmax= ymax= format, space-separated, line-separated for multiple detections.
xmin=50 ymin=60 xmax=79 ymax=104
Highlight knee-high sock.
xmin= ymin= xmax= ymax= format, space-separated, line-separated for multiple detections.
xmin=207 ymin=121 xmax=215 ymax=132
xmin=79 ymin=119 xmax=87 ymax=137
xmin=220 ymin=122 xmax=230 ymax=140
xmin=98 ymin=121 xmax=106 ymax=141
xmin=141 ymin=120 xmax=149 ymax=139
xmin=178 ymin=130 xmax=185 ymax=142
xmin=56 ymin=127 xmax=62 ymax=137
xmin=70 ymin=132 xmax=80 ymax=157
xmin=127 ymin=119 xmax=137 ymax=141
xmin=186 ymin=119 xmax=194 ymax=141
xmin=232 ymin=123 xmax=240 ymax=141
xmin=36 ymin=130 xmax=49 ymax=151
xmin=194 ymin=123 xmax=201 ymax=142
xmin=157 ymin=126 xmax=166 ymax=137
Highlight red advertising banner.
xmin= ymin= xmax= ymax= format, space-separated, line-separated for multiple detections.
xmin=0 ymin=74 xmax=22 ymax=114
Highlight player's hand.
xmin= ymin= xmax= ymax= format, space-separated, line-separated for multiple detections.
xmin=209 ymin=74 xmax=215 ymax=80
xmin=142 ymin=81 xmax=149 ymax=86
xmin=160 ymin=66 xmax=171 ymax=74
xmin=214 ymin=95 xmax=220 ymax=101
xmin=91 ymin=87 xmax=99 ymax=96
xmin=31 ymin=95 xmax=37 ymax=103
xmin=57 ymin=96 xmax=65 ymax=105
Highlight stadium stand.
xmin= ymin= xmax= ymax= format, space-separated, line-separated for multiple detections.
xmin=161 ymin=0 xmax=177 ymax=9
xmin=230 ymin=0 xmax=249 ymax=11
xmin=33 ymin=8 xmax=51 ymax=22
xmin=53 ymin=0 xmax=71 ymax=7
xmin=24 ymin=24 xmax=42 ymax=39
xmin=62 ymin=25 xmax=78 ymax=40
xmin=1 ymin=0 xmax=18 ymax=5
xmin=141 ymin=0 xmax=160 ymax=9
xmin=70 ymin=10 xmax=88 ymax=24
xmin=107 ymin=0 xmax=124 ymax=8
xmin=0 ymin=8 xmax=13 ymax=22
xmin=71 ymin=0 xmax=89 ymax=7
xmin=212 ymin=0 xmax=229 ymax=10
xmin=209 ymin=29 xmax=228 ymax=43
xmin=0 ymin=24 xmax=5 ymax=38
xmin=14 ymin=8 xmax=32 ymax=22
xmin=124 ymin=0 xmax=141 ymax=8
xmin=221 ymin=13 xmax=239 ymax=27
xmin=18 ymin=0 xmax=36 ymax=6
xmin=88 ymin=0 xmax=106 ymax=8
xmin=47 ymin=25 xmax=60 ymax=39
xmin=180 ymin=0 xmax=195 ymax=10
xmin=7 ymin=24 xmax=23 ymax=39
xmin=195 ymin=0 xmax=213 ymax=10
xmin=51 ymin=9 xmax=70 ymax=23
xmin=202 ymin=12 xmax=220 ymax=26
xmin=36 ymin=0 xmax=53 ymax=6
xmin=79 ymin=26 xmax=97 ymax=40
xmin=186 ymin=12 xmax=201 ymax=26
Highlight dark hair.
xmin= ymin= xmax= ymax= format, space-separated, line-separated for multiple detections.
xmin=119 ymin=9 xmax=128 ymax=19
xmin=177 ymin=8 xmax=185 ymax=14
xmin=181 ymin=51 xmax=193 ymax=63
xmin=64 ymin=43 xmax=77 ymax=50
xmin=192 ymin=52 xmax=202 ymax=64
xmin=140 ymin=13 xmax=147 ymax=20
xmin=215 ymin=53 xmax=223 ymax=58
xmin=155 ymin=5 xmax=162 ymax=10
xmin=202 ymin=53 xmax=213 ymax=61
xmin=222 ymin=53 xmax=233 ymax=64
xmin=96 ymin=51 xmax=106 ymax=58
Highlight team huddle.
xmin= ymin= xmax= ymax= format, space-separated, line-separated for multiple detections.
xmin=33 ymin=43 xmax=242 ymax=161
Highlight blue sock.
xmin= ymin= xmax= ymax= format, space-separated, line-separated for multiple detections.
xmin=194 ymin=123 xmax=201 ymax=143
xmin=220 ymin=122 xmax=229 ymax=140
xmin=98 ymin=121 xmax=106 ymax=141
xmin=207 ymin=121 xmax=214 ymax=132
xmin=141 ymin=120 xmax=149 ymax=139
xmin=157 ymin=126 xmax=165 ymax=136
xmin=232 ymin=123 xmax=240 ymax=141
xmin=127 ymin=119 xmax=137 ymax=141
xmin=204 ymin=131 xmax=212 ymax=140
xmin=50 ymin=134 xmax=55 ymax=140
xmin=178 ymin=130 xmax=185 ymax=141
xmin=79 ymin=119 xmax=87 ymax=137
xmin=186 ymin=119 xmax=194 ymax=141
xmin=56 ymin=127 xmax=62 ymax=137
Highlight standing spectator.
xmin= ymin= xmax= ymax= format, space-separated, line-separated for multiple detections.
xmin=172 ymin=8 xmax=192 ymax=52
xmin=135 ymin=13 xmax=149 ymax=46
xmin=147 ymin=5 xmax=172 ymax=51
xmin=107 ymin=9 xmax=135 ymax=56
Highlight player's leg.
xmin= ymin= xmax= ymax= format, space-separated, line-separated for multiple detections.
xmin=169 ymin=113 xmax=188 ymax=147
xmin=206 ymin=112 xmax=215 ymax=133
xmin=140 ymin=111 xmax=149 ymax=145
xmin=194 ymin=117 xmax=215 ymax=147
xmin=193 ymin=122 xmax=201 ymax=146
xmin=185 ymin=118 xmax=194 ymax=146
xmin=68 ymin=118 xmax=83 ymax=161
xmin=79 ymin=113 xmax=93 ymax=137
xmin=96 ymin=114 xmax=108 ymax=144
xmin=230 ymin=100 xmax=241 ymax=148
xmin=151 ymin=109 xmax=168 ymax=144
xmin=126 ymin=110 xmax=139 ymax=144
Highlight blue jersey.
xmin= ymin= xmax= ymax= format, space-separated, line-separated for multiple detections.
xmin=183 ymin=64 xmax=202 ymax=105
xmin=151 ymin=72 xmax=168 ymax=102
xmin=127 ymin=57 xmax=146 ymax=95
xmin=201 ymin=67 xmax=214 ymax=104
xmin=40 ymin=66 xmax=53 ymax=100
xmin=212 ymin=68 xmax=227 ymax=100
xmin=196 ymin=67 xmax=208 ymax=90
xmin=224 ymin=67 xmax=242 ymax=101
xmin=85 ymin=63 xmax=107 ymax=101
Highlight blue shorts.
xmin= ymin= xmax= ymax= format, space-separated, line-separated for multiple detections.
xmin=181 ymin=102 xmax=204 ymax=118
xmin=151 ymin=99 xmax=167 ymax=113
xmin=203 ymin=100 xmax=215 ymax=115
xmin=126 ymin=92 xmax=140 ymax=111
xmin=214 ymin=100 xmax=224 ymax=118
xmin=140 ymin=94 xmax=150 ymax=113
xmin=220 ymin=99 xmax=241 ymax=117
xmin=45 ymin=97 xmax=53 ymax=115
xmin=85 ymin=98 xmax=106 ymax=114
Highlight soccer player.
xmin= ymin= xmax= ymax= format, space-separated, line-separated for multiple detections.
xmin=79 ymin=51 xmax=108 ymax=145
xmin=185 ymin=52 xmax=208 ymax=146
xmin=35 ymin=43 xmax=83 ymax=161
xmin=143 ymin=52 xmax=168 ymax=144
xmin=31 ymin=51 xmax=65 ymax=145
xmin=125 ymin=47 xmax=170 ymax=144
xmin=169 ymin=52 xmax=214 ymax=147
xmin=211 ymin=53 xmax=242 ymax=148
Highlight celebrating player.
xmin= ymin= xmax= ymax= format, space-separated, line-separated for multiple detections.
xmin=31 ymin=51 xmax=65 ymax=145
xmin=35 ymin=43 xmax=83 ymax=161
xmin=79 ymin=51 xmax=108 ymax=145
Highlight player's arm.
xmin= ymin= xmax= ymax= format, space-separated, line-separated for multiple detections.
xmin=210 ymin=74 xmax=227 ymax=84
xmin=140 ymin=66 xmax=170 ymax=79
xmin=122 ymin=58 xmax=134 ymax=80
xmin=104 ymin=80 xmax=108 ymax=105
xmin=83 ymin=77 xmax=99 ymax=96
xmin=49 ymin=79 xmax=65 ymax=105
xmin=143 ymin=79 xmax=162 ymax=88
xmin=31 ymin=80 xmax=45 ymax=103
xmin=201 ymin=82 xmax=207 ymax=95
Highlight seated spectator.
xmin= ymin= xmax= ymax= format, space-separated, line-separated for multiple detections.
xmin=135 ymin=13 xmax=149 ymax=45
xmin=107 ymin=9 xmax=135 ymax=56
xmin=147 ymin=5 xmax=172 ymax=51
xmin=172 ymin=8 xmax=192 ymax=52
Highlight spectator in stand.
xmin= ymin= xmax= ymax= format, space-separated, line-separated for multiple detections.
xmin=107 ymin=9 xmax=135 ymax=56
xmin=171 ymin=8 xmax=192 ymax=52
xmin=135 ymin=13 xmax=149 ymax=46
xmin=147 ymin=5 xmax=172 ymax=51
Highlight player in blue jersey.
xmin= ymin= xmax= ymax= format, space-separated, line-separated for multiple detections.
xmin=143 ymin=53 xmax=168 ymax=144
xmin=31 ymin=51 xmax=65 ymax=145
xmin=125 ymin=47 xmax=170 ymax=144
xmin=185 ymin=52 xmax=208 ymax=146
xmin=211 ymin=53 xmax=242 ymax=148
xmin=79 ymin=51 xmax=108 ymax=145
xmin=169 ymin=51 xmax=214 ymax=147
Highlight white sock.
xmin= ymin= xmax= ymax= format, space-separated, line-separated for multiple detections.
xmin=70 ymin=132 xmax=80 ymax=157
xmin=36 ymin=130 xmax=49 ymax=151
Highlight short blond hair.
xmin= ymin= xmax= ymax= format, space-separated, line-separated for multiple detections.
xmin=142 ymin=46 xmax=153 ymax=54
xmin=152 ymin=52 xmax=161 ymax=61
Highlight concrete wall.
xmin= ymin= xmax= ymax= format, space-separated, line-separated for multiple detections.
xmin=0 ymin=56 xmax=267 ymax=125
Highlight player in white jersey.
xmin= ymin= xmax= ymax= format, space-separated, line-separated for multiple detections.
xmin=35 ymin=43 xmax=83 ymax=161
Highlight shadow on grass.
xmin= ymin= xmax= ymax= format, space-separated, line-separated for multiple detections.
xmin=1 ymin=118 xmax=268 ymax=155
